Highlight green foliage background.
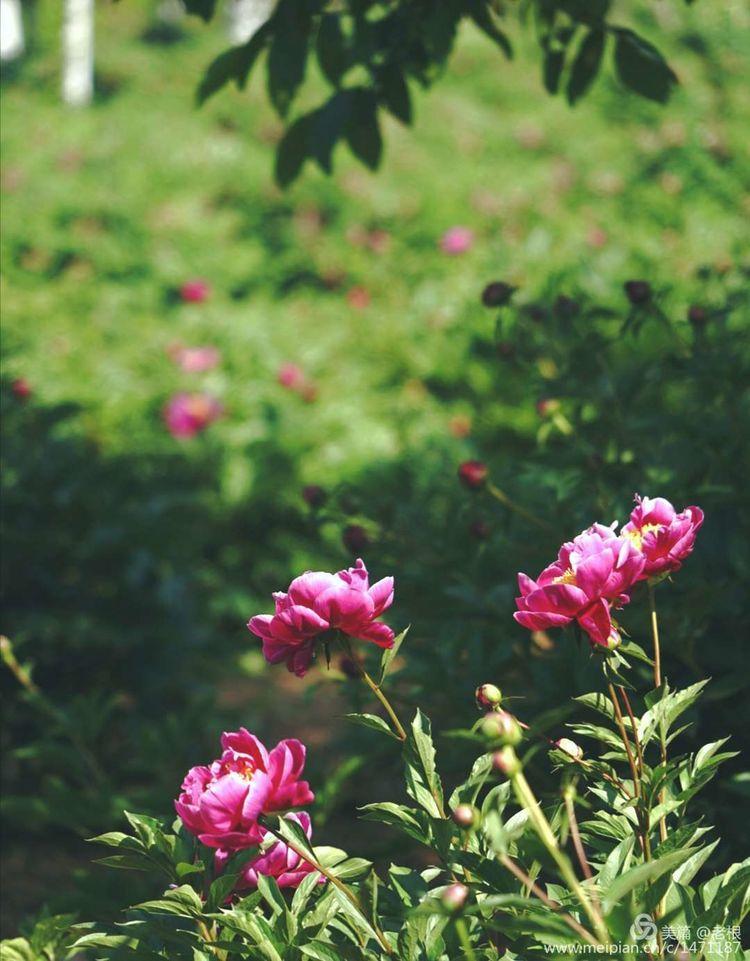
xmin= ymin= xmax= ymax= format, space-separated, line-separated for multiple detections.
xmin=1 ymin=0 xmax=749 ymax=935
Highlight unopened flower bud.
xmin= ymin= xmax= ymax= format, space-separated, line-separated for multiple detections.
xmin=469 ymin=519 xmax=490 ymax=540
xmin=342 ymin=524 xmax=370 ymax=553
xmin=687 ymin=304 xmax=708 ymax=326
xmin=481 ymin=710 xmax=521 ymax=746
xmin=624 ymin=280 xmax=652 ymax=306
xmin=555 ymin=738 xmax=583 ymax=761
xmin=442 ymin=882 xmax=469 ymax=912
xmin=536 ymin=397 xmax=560 ymax=417
xmin=451 ymin=804 xmax=479 ymax=829
xmin=674 ymin=951 xmax=691 ymax=961
xmin=302 ymin=485 xmax=327 ymax=509
xmin=11 ymin=378 xmax=32 ymax=401
xmin=475 ymin=683 xmax=502 ymax=710
xmin=481 ymin=281 xmax=515 ymax=308
xmin=492 ymin=746 xmax=521 ymax=777
xmin=554 ymin=295 xmax=579 ymax=319
xmin=458 ymin=460 xmax=488 ymax=490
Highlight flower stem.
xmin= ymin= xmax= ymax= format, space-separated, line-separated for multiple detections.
xmin=498 ymin=853 xmax=601 ymax=948
xmin=563 ymin=789 xmax=595 ymax=887
xmin=340 ymin=636 xmax=407 ymax=741
xmin=647 ymin=583 xmax=669 ymax=847
xmin=259 ymin=818 xmax=394 ymax=956
xmin=511 ymin=767 xmax=608 ymax=944
xmin=486 ymin=482 xmax=555 ymax=533
xmin=455 ymin=917 xmax=478 ymax=961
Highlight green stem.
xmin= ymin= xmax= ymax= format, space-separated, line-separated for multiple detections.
xmin=340 ymin=636 xmax=407 ymax=741
xmin=647 ymin=584 xmax=669 ymax=848
xmin=486 ymin=482 xmax=555 ymax=533
xmin=498 ymin=853 xmax=601 ymax=948
xmin=511 ymin=768 xmax=608 ymax=944
xmin=455 ymin=917 xmax=478 ymax=961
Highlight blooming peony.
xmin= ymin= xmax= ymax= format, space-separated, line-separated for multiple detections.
xmin=173 ymin=346 xmax=221 ymax=373
xmin=216 ymin=812 xmax=319 ymax=891
xmin=514 ymin=523 xmax=645 ymax=647
xmin=163 ymin=392 xmax=222 ymax=439
xmin=624 ymin=495 xmax=704 ymax=580
xmin=440 ymin=226 xmax=474 ymax=255
xmin=248 ymin=559 xmax=395 ymax=676
xmin=180 ymin=279 xmax=211 ymax=303
xmin=175 ymin=729 xmax=314 ymax=850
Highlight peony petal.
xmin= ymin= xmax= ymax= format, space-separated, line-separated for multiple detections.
xmin=368 ymin=576 xmax=394 ymax=616
xmin=355 ymin=620 xmax=395 ymax=648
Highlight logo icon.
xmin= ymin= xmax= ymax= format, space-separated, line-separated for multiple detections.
xmin=631 ymin=914 xmax=658 ymax=941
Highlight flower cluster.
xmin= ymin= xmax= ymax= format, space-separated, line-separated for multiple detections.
xmin=248 ymin=558 xmax=395 ymax=676
xmin=175 ymin=728 xmax=317 ymax=892
xmin=514 ymin=495 xmax=703 ymax=648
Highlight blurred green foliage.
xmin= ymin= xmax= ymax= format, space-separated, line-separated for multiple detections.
xmin=1 ymin=0 xmax=749 ymax=936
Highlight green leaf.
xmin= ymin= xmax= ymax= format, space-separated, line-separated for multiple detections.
xmin=344 ymin=90 xmax=382 ymax=171
xmin=468 ymin=1 xmax=513 ymax=59
xmin=196 ymin=29 xmax=268 ymax=104
xmin=134 ymin=884 xmax=203 ymax=918
xmin=274 ymin=114 xmax=313 ymax=187
xmin=376 ymin=67 xmax=412 ymax=125
xmin=613 ymin=28 xmax=678 ymax=103
xmin=181 ymin=0 xmax=218 ymax=22
xmin=266 ymin=1 xmax=310 ymax=117
xmin=344 ymin=712 xmax=398 ymax=739
xmin=379 ymin=627 xmax=409 ymax=684
xmin=567 ymin=29 xmax=605 ymax=104
xmin=316 ymin=14 xmax=348 ymax=86
xmin=403 ymin=710 xmax=445 ymax=818
xmin=603 ymin=848 xmax=697 ymax=913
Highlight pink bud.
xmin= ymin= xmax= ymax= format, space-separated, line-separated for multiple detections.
xmin=492 ymin=746 xmax=521 ymax=777
xmin=555 ymin=738 xmax=583 ymax=761
xmin=442 ymin=883 xmax=469 ymax=911
xmin=440 ymin=227 xmax=474 ymax=256
xmin=278 ymin=363 xmax=305 ymax=390
xmin=451 ymin=805 xmax=479 ymax=829
xmin=475 ymin=684 xmax=502 ymax=710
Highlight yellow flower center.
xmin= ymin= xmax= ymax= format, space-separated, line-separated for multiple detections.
xmin=625 ymin=523 xmax=661 ymax=550
xmin=553 ymin=567 xmax=577 ymax=586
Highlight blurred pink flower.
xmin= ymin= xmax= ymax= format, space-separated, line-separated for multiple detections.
xmin=163 ymin=392 xmax=222 ymax=439
xmin=11 ymin=378 xmax=32 ymax=400
xmin=440 ymin=227 xmax=474 ymax=255
xmin=180 ymin=279 xmax=211 ymax=303
xmin=277 ymin=363 xmax=306 ymax=390
xmin=173 ymin=346 xmax=221 ymax=373
xmin=514 ymin=523 xmax=645 ymax=648
xmin=346 ymin=286 xmax=371 ymax=310
xmin=624 ymin=495 xmax=704 ymax=580
xmin=175 ymin=729 xmax=314 ymax=850
xmin=215 ymin=812 xmax=319 ymax=892
xmin=248 ymin=558 xmax=395 ymax=676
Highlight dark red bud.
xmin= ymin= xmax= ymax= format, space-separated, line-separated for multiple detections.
xmin=482 ymin=281 xmax=515 ymax=308
xmin=687 ymin=304 xmax=708 ymax=326
xmin=342 ymin=524 xmax=370 ymax=553
xmin=458 ymin=460 xmax=488 ymax=490
xmin=11 ymin=378 xmax=32 ymax=400
xmin=451 ymin=804 xmax=479 ymax=829
xmin=624 ymin=280 xmax=652 ymax=305
xmin=475 ymin=684 xmax=503 ymax=709
xmin=470 ymin=519 xmax=490 ymax=540
xmin=302 ymin=485 xmax=327 ymax=509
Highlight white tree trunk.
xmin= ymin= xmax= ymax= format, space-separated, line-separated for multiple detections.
xmin=62 ymin=0 xmax=94 ymax=106
xmin=225 ymin=0 xmax=275 ymax=46
xmin=1 ymin=0 xmax=25 ymax=61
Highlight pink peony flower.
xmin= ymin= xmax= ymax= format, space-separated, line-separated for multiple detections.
xmin=514 ymin=523 xmax=645 ymax=647
xmin=163 ymin=392 xmax=222 ymax=439
xmin=180 ymin=279 xmax=211 ymax=304
xmin=623 ymin=495 xmax=704 ymax=580
xmin=248 ymin=558 xmax=395 ymax=677
xmin=175 ymin=729 xmax=314 ymax=850
xmin=172 ymin=346 xmax=221 ymax=373
xmin=216 ymin=812 xmax=319 ymax=892
xmin=440 ymin=227 xmax=474 ymax=255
